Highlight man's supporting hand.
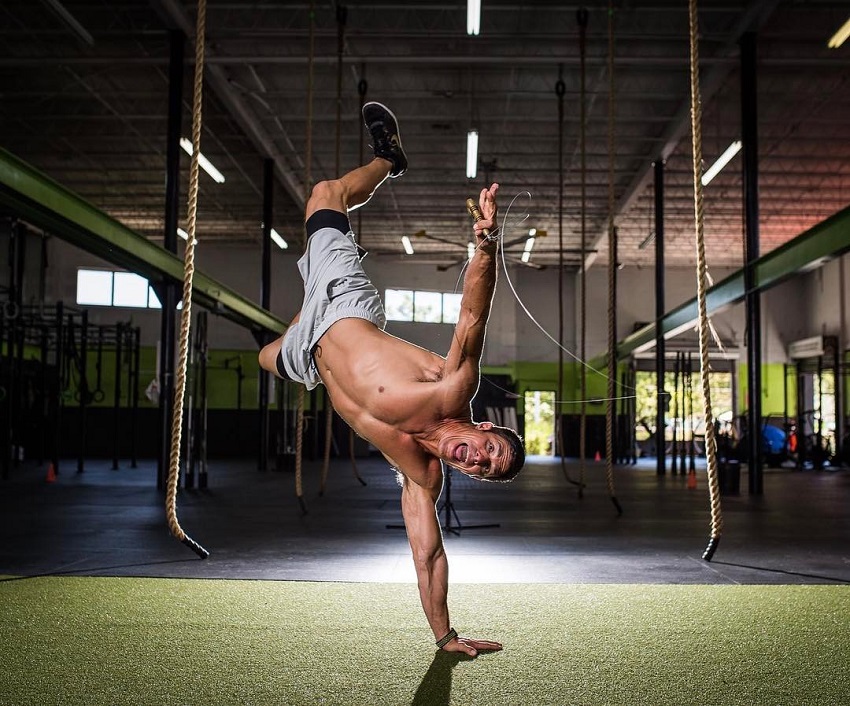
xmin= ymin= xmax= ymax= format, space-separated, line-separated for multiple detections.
xmin=473 ymin=183 xmax=499 ymax=245
xmin=441 ymin=634 xmax=503 ymax=657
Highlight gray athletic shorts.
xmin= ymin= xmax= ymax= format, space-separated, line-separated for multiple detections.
xmin=279 ymin=209 xmax=386 ymax=389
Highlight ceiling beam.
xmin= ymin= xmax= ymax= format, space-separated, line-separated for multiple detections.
xmin=2 ymin=54 xmax=847 ymax=68
xmin=0 ymin=145 xmax=286 ymax=336
xmin=618 ymin=204 xmax=850 ymax=359
xmin=582 ymin=0 xmax=782 ymax=271
xmin=148 ymin=0 xmax=306 ymax=212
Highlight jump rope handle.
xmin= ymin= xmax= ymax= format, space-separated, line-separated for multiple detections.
xmin=465 ymin=198 xmax=490 ymax=238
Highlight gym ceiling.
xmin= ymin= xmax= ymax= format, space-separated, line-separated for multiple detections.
xmin=0 ymin=1 xmax=847 ymax=271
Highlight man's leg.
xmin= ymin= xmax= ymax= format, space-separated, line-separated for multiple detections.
xmin=305 ymin=101 xmax=408 ymax=220
xmin=258 ymin=333 xmax=286 ymax=378
xmin=261 ymin=154 xmax=387 ymax=377
xmin=260 ymin=102 xmax=406 ymax=378
xmin=258 ymin=312 xmax=300 ymax=379
xmin=304 ymin=158 xmax=392 ymax=222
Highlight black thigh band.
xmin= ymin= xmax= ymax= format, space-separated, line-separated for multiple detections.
xmin=305 ymin=209 xmax=351 ymax=238
xmin=275 ymin=350 xmax=292 ymax=381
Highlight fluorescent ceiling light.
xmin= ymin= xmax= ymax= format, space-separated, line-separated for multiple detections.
xmin=401 ymin=235 xmax=414 ymax=255
xmin=701 ymin=140 xmax=742 ymax=186
xmin=521 ymin=237 xmax=535 ymax=263
xmin=467 ymin=0 xmax=481 ymax=36
xmin=180 ymin=137 xmax=226 ymax=184
xmin=270 ymin=228 xmax=288 ymax=250
xmin=828 ymin=17 xmax=850 ymax=48
xmin=467 ymin=242 xmax=476 ymax=260
xmin=177 ymin=227 xmax=189 ymax=241
xmin=466 ymin=130 xmax=478 ymax=179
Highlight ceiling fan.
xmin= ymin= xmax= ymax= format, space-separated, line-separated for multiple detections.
xmin=412 ymin=229 xmax=549 ymax=271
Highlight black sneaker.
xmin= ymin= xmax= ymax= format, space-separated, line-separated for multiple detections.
xmin=362 ymin=102 xmax=408 ymax=178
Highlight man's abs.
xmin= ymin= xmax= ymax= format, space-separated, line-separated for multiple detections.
xmin=314 ymin=318 xmax=445 ymax=431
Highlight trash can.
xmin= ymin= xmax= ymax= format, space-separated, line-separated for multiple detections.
xmin=718 ymin=458 xmax=740 ymax=495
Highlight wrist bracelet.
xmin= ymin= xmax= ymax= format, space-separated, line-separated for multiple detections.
xmin=436 ymin=628 xmax=458 ymax=649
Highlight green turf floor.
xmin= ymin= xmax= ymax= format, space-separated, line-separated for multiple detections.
xmin=1 ymin=576 xmax=848 ymax=705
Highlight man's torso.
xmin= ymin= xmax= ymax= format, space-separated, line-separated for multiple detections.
xmin=314 ymin=318 xmax=460 ymax=489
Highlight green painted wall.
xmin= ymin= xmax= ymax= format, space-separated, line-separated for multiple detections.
xmin=14 ymin=337 xmax=835 ymax=421
xmin=497 ymin=360 xmax=626 ymax=416
xmin=737 ymin=362 xmax=796 ymax=417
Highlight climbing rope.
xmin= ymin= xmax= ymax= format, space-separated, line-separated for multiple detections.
xmin=165 ymin=0 xmax=209 ymax=559
xmin=605 ymin=0 xmax=623 ymax=515
xmin=356 ymin=72 xmax=367 ymax=251
xmin=556 ymin=72 xmax=565 ymax=473
xmin=349 ymin=71 xmax=369 ymax=488
xmin=578 ymin=6 xmax=589 ymax=498
xmin=320 ymin=390 xmax=333 ymax=495
xmin=687 ymin=0 xmax=723 ymax=560
xmin=555 ymin=71 xmax=579 ymax=489
xmin=319 ymin=3 xmax=349 ymax=497
xmin=295 ymin=386 xmax=307 ymax=513
xmin=294 ymin=0 xmax=316 ymax=515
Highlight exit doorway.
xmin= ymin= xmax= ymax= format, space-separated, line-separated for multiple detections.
xmin=524 ymin=390 xmax=556 ymax=456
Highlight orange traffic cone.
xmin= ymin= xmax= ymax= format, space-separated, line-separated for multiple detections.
xmin=687 ymin=470 xmax=697 ymax=489
xmin=594 ymin=450 xmax=601 ymax=462
xmin=46 ymin=463 xmax=56 ymax=483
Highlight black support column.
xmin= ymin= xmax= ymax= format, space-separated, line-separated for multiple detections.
xmin=654 ymin=159 xmax=666 ymax=476
xmin=258 ymin=158 xmax=273 ymax=471
xmin=742 ymin=31 xmax=763 ymax=494
xmin=157 ymin=29 xmax=184 ymax=491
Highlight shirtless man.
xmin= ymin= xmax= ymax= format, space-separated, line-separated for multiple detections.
xmin=259 ymin=102 xmax=525 ymax=656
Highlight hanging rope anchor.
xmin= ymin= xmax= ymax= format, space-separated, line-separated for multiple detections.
xmin=605 ymin=0 xmax=623 ymax=517
xmin=165 ymin=0 xmax=209 ymax=560
xmin=687 ymin=0 xmax=723 ymax=561
xmin=577 ymin=6 xmax=589 ymax=497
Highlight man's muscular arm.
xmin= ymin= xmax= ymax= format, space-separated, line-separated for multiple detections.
xmin=400 ymin=473 xmax=502 ymax=656
xmin=443 ymin=184 xmax=499 ymax=400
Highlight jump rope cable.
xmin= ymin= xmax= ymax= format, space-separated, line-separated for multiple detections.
xmin=460 ymin=190 xmax=649 ymax=407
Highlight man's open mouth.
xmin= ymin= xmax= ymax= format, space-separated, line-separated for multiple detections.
xmin=453 ymin=444 xmax=468 ymax=463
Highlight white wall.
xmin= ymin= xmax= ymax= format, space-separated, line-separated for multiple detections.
xmin=581 ymin=265 xmax=744 ymax=358
xmin=798 ymin=253 xmax=849 ymax=355
xmin=743 ymin=253 xmax=850 ymax=362
xmin=762 ymin=275 xmax=807 ymax=363
xmin=42 ymin=236 xmax=849 ymax=365
xmin=45 ymin=237 xmax=302 ymax=350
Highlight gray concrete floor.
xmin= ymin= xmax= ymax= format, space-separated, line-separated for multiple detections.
xmin=1 ymin=455 xmax=848 ymax=585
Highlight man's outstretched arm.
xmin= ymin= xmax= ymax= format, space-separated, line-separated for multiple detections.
xmin=400 ymin=474 xmax=502 ymax=656
xmin=443 ymin=184 xmax=499 ymax=399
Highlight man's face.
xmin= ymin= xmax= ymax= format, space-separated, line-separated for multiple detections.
xmin=439 ymin=422 xmax=513 ymax=480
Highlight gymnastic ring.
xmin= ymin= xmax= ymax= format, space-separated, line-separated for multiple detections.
xmin=92 ymin=389 xmax=105 ymax=403
xmin=73 ymin=390 xmax=94 ymax=405
xmin=2 ymin=301 xmax=19 ymax=320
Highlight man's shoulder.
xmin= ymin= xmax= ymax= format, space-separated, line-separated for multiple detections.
xmin=387 ymin=443 xmax=442 ymax=493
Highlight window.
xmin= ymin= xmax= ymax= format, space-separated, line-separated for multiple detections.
xmin=76 ymin=268 xmax=163 ymax=309
xmin=442 ymin=293 xmax=461 ymax=324
xmin=414 ymin=291 xmax=442 ymax=323
xmin=76 ymin=270 xmax=113 ymax=306
xmin=385 ymin=289 xmax=461 ymax=324
xmin=385 ymin=289 xmax=413 ymax=321
xmin=112 ymin=272 xmax=151 ymax=308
